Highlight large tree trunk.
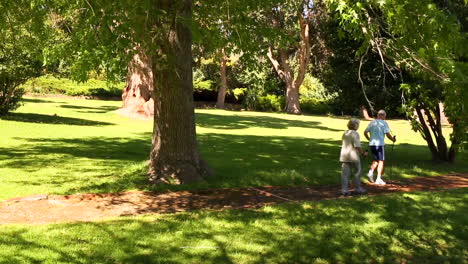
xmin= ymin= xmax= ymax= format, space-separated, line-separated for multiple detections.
xmin=117 ymin=50 xmax=154 ymax=119
xmin=216 ymin=48 xmax=228 ymax=109
xmin=149 ymin=0 xmax=210 ymax=184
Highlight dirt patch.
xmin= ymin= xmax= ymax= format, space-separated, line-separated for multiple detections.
xmin=1 ymin=174 xmax=467 ymax=225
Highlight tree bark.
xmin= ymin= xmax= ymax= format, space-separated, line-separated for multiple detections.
xmin=149 ymin=0 xmax=210 ymax=184
xmin=267 ymin=16 xmax=310 ymax=115
xmin=425 ymin=106 xmax=449 ymax=161
xmin=216 ymin=48 xmax=228 ymax=109
xmin=117 ymin=49 xmax=154 ymax=119
xmin=415 ymin=106 xmax=439 ymax=161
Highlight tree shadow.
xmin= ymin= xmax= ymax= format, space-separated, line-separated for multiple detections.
xmin=0 ymin=189 xmax=466 ymax=263
xmin=0 ymin=113 xmax=114 ymax=126
xmin=196 ymin=112 xmax=342 ymax=131
xmin=59 ymin=104 xmax=120 ymax=113
xmin=0 ymin=136 xmax=151 ymax=195
xmin=2 ymin=131 xmax=466 ymax=197
xmin=21 ymin=97 xmax=59 ymax=104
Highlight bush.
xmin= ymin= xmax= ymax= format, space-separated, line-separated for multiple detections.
xmin=0 ymin=60 xmax=42 ymax=115
xmin=21 ymin=75 xmax=123 ymax=98
xmin=300 ymin=97 xmax=331 ymax=115
xmin=0 ymin=85 xmax=25 ymax=115
xmin=254 ymin=94 xmax=284 ymax=112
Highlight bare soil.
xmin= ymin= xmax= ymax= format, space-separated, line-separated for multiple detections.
xmin=1 ymin=174 xmax=467 ymax=225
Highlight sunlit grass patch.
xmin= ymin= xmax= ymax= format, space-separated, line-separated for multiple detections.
xmin=0 ymin=189 xmax=466 ymax=263
xmin=0 ymin=96 xmax=467 ymax=200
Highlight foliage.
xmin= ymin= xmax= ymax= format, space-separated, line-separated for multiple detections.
xmin=21 ymin=75 xmax=123 ymax=97
xmin=0 ymin=1 xmax=52 ymax=115
xmin=308 ymin=7 xmax=402 ymax=117
xmin=255 ymin=94 xmax=285 ymax=112
xmin=299 ymin=74 xmax=332 ymax=101
xmin=193 ymin=69 xmax=215 ymax=91
xmin=1 ymin=97 xmax=466 ymax=200
xmin=328 ymin=0 xmax=468 ymax=161
xmin=299 ymin=97 xmax=331 ymax=115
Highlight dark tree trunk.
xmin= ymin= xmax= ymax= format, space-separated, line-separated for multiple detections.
xmin=216 ymin=48 xmax=228 ymax=109
xmin=149 ymin=0 xmax=210 ymax=184
xmin=415 ymin=105 xmax=453 ymax=162
xmin=117 ymin=50 xmax=154 ymax=119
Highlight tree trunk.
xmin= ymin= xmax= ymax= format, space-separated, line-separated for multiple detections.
xmin=216 ymin=48 xmax=228 ymax=109
xmin=149 ymin=0 xmax=210 ymax=184
xmin=266 ymin=16 xmax=310 ymax=115
xmin=415 ymin=106 xmax=440 ymax=161
xmin=279 ymin=49 xmax=301 ymax=114
xmin=117 ymin=50 xmax=154 ymax=119
xmin=284 ymin=80 xmax=301 ymax=114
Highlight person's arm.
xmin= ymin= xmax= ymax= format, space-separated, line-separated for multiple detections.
xmin=386 ymin=133 xmax=396 ymax=142
xmin=364 ymin=130 xmax=370 ymax=141
xmin=355 ymin=147 xmax=368 ymax=156
xmin=354 ymin=132 xmax=367 ymax=156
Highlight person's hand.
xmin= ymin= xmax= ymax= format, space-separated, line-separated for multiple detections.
xmin=392 ymin=135 xmax=397 ymax=143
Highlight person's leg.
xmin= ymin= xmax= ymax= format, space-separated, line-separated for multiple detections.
xmin=353 ymin=162 xmax=366 ymax=193
xmin=367 ymin=146 xmax=379 ymax=182
xmin=341 ymin=163 xmax=351 ymax=194
xmin=375 ymin=146 xmax=386 ymax=185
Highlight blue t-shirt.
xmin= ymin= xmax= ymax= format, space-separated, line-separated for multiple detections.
xmin=365 ymin=119 xmax=390 ymax=146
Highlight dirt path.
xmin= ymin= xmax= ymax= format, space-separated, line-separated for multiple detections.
xmin=1 ymin=174 xmax=467 ymax=225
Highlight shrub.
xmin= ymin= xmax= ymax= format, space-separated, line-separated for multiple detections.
xmin=299 ymin=97 xmax=331 ymax=115
xmin=0 ymin=84 xmax=25 ymax=115
xmin=255 ymin=94 xmax=285 ymax=112
xmin=21 ymin=75 xmax=123 ymax=98
xmin=0 ymin=60 xmax=42 ymax=115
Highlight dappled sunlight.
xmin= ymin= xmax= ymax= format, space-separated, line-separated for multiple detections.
xmin=1 ymin=97 xmax=466 ymax=200
xmin=1 ymin=190 xmax=466 ymax=263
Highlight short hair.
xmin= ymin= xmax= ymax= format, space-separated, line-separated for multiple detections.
xmin=377 ymin=110 xmax=386 ymax=118
xmin=347 ymin=118 xmax=360 ymax=130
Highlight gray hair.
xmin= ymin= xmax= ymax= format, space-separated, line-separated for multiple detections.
xmin=347 ymin=118 xmax=360 ymax=130
xmin=377 ymin=110 xmax=386 ymax=118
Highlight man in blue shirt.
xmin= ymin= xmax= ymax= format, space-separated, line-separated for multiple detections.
xmin=364 ymin=110 xmax=396 ymax=185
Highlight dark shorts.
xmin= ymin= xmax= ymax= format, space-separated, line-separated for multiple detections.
xmin=370 ymin=146 xmax=385 ymax=161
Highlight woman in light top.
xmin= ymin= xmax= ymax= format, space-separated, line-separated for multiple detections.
xmin=340 ymin=118 xmax=368 ymax=195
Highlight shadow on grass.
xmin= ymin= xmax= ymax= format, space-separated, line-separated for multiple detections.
xmin=0 ymin=136 xmax=151 ymax=195
xmin=196 ymin=112 xmax=342 ymax=131
xmin=1 ymin=131 xmax=467 ymax=196
xmin=59 ymin=104 xmax=120 ymax=113
xmin=0 ymin=113 xmax=114 ymax=126
xmin=0 ymin=189 xmax=466 ymax=263
xmin=21 ymin=98 xmax=58 ymax=104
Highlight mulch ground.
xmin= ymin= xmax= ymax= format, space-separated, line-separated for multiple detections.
xmin=1 ymin=174 xmax=467 ymax=225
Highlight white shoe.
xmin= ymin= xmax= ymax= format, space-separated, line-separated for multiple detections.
xmin=367 ymin=172 xmax=374 ymax=183
xmin=375 ymin=178 xmax=386 ymax=185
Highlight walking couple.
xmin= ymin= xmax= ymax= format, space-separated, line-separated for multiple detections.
xmin=339 ymin=110 xmax=396 ymax=195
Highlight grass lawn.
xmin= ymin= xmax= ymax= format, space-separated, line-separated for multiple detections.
xmin=1 ymin=96 xmax=467 ymax=263
xmin=0 ymin=189 xmax=466 ymax=263
xmin=0 ymin=96 xmax=467 ymax=200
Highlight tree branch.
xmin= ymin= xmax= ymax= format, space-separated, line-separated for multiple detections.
xmin=267 ymin=46 xmax=285 ymax=81
xmin=293 ymin=16 xmax=310 ymax=90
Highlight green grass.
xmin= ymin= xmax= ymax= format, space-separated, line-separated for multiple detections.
xmin=1 ymin=96 xmax=467 ymax=263
xmin=0 ymin=96 xmax=467 ymax=200
xmin=0 ymin=189 xmax=466 ymax=263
